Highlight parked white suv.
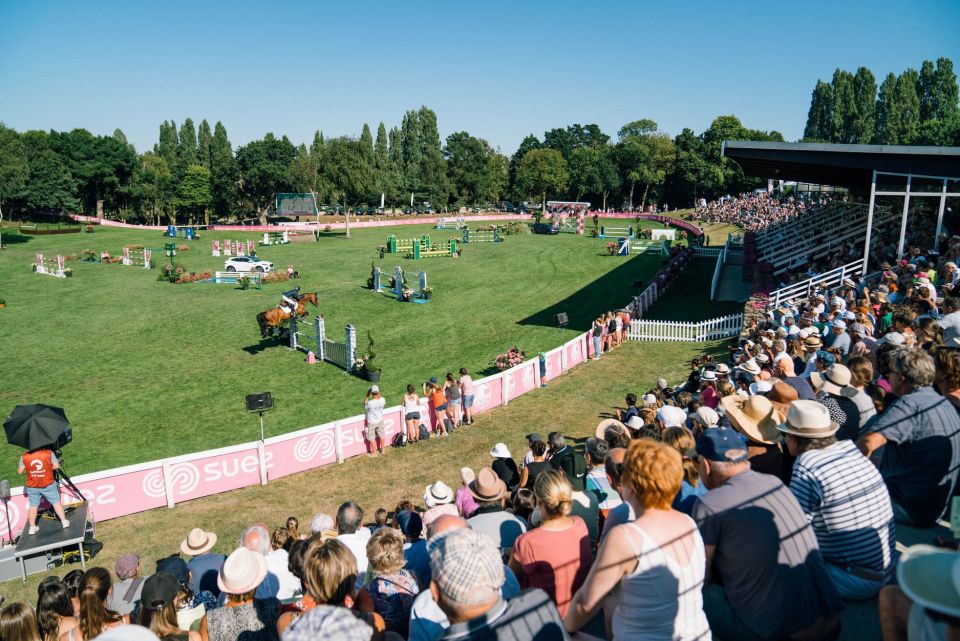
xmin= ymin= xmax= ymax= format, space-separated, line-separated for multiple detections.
xmin=224 ymin=256 xmax=273 ymax=273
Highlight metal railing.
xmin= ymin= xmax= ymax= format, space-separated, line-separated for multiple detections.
xmin=769 ymin=259 xmax=865 ymax=306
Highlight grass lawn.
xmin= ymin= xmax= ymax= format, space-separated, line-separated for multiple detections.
xmin=642 ymin=258 xmax=745 ymax=321
xmin=0 ymin=218 xmax=685 ymax=480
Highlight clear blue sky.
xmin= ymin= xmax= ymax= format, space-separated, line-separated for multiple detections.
xmin=1 ymin=0 xmax=958 ymax=155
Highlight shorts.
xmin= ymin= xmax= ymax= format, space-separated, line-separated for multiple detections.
xmin=449 ymin=398 xmax=462 ymax=407
xmin=405 ymin=411 xmax=420 ymax=420
xmin=364 ymin=421 xmax=385 ymax=441
xmin=26 ymin=483 xmax=61 ymax=508
xmin=463 ymin=395 xmax=475 ymax=408
xmin=435 ymin=403 xmax=448 ymax=412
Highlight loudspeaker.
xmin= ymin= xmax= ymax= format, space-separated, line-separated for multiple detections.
xmin=245 ymin=392 xmax=274 ymax=412
xmin=554 ymin=313 xmax=569 ymax=327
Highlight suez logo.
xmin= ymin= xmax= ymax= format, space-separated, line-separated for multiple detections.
xmin=141 ymin=451 xmax=273 ymax=499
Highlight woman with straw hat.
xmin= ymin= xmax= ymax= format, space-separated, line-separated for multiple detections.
xmin=720 ymin=394 xmax=790 ymax=481
xmin=200 ymin=547 xmax=279 ymax=641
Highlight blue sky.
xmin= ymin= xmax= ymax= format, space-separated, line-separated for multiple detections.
xmin=1 ymin=1 xmax=958 ymax=155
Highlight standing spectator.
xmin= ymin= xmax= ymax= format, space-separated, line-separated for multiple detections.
xmin=402 ymin=384 xmax=422 ymax=444
xmin=423 ymin=378 xmax=449 ymax=436
xmin=335 ymin=502 xmax=371 ymax=583
xmin=693 ymin=428 xmax=842 ymax=641
xmin=1 ymin=603 xmax=43 ymax=641
xmin=37 ymin=581 xmax=78 ymax=641
xmin=510 ymin=471 xmax=590 ymax=618
xmin=363 ymin=385 xmax=386 ymax=456
xmin=422 ymin=481 xmax=458 ymax=530
xmin=365 ymin=528 xmax=418 ymax=637
xmin=590 ymin=316 xmax=604 ymax=360
xmin=489 ymin=443 xmax=519 ymax=490
xmin=466 ymin=468 xmax=527 ymax=556
xmin=778 ymin=401 xmax=896 ymax=600
xmin=426 ymin=528 xmax=569 ymax=641
xmin=518 ymin=440 xmax=551 ymax=490
xmin=547 ymin=432 xmax=586 ymax=491
xmin=266 ymin=528 xmax=300 ymax=601
xmin=565 ymin=440 xmax=710 ymax=641
xmin=459 ymin=368 xmax=475 ymax=425
xmin=444 ymin=373 xmax=463 ymax=428
xmin=825 ymin=320 xmax=851 ymax=359
xmin=107 ymin=554 xmax=144 ymax=617
xmin=18 ymin=445 xmax=69 ymax=535
xmin=809 ymin=363 xmax=861 ymax=441
xmin=859 ymin=348 xmax=960 ymax=526
xmin=454 ymin=468 xmax=479 ymax=518
xmin=201 ymin=548 xmax=279 ymax=641
xmin=69 ymin=568 xmax=126 ymax=641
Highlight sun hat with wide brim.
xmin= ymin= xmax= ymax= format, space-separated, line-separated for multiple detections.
xmin=489 ymin=442 xmax=512 ymax=459
xmin=424 ymin=480 xmax=454 ymax=507
xmin=217 ymin=546 xmax=268 ymax=595
xmin=775 ymin=399 xmax=839 ymax=439
xmin=468 ymin=467 xmax=506 ymax=502
xmin=720 ymin=394 xmax=782 ymax=445
xmin=596 ymin=418 xmax=628 ymax=440
xmin=738 ymin=361 xmax=762 ymax=376
xmin=810 ymin=363 xmax=858 ymax=398
xmin=180 ymin=528 xmax=218 ymax=556
xmin=898 ymin=545 xmax=960 ymax=619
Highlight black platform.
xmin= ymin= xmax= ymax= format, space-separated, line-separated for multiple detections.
xmin=13 ymin=503 xmax=90 ymax=580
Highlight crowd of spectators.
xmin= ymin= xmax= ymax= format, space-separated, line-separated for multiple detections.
xmin=693 ymin=191 xmax=831 ymax=231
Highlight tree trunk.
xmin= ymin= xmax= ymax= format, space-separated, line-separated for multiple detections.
xmin=602 ymin=191 xmax=608 ymax=212
xmin=541 ymin=192 xmax=546 ymax=217
xmin=641 ymin=184 xmax=650 ymax=211
xmin=344 ymin=197 xmax=350 ymax=238
xmin=628 ymin=181 xmax=635 ymax=209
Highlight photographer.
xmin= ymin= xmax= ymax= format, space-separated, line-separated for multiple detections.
xmin=363 ymin=385 xmax=386 ymax=457
xmin=17 ymin=445 xmax=69 ymax=535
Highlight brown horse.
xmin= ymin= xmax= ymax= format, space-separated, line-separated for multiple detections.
xmin=256 ymin=292 xmax=319 ymax=338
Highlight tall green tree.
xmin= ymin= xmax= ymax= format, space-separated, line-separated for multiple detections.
xmin=852 ymin=67 xmax=877 ymax=143
xmin=133 ymin=152 xmax=173 ymax=224
xmin=235 ymin=133 xmax=296 ymax=223
xmin=18 ymin=131 xmax=78 ymax=214
xmin=895 ymin=68 xmax=922 ymax=144
xmin=288 ymin=144 xmax=318 ymax=196
xmin=568 ymin=144 xmax=619 ymax=209
xmin=322 ymin=136 xmax=374 ymax=236
xmin=803 ymin=80 xmax=835 ymax=142
xmin=932 ymin=57 xmax=959 ymax=121
xmin=197 ymin=120 xmax=213 ymax=170
xmin=177 ymin=118 xmax=197 ymax=176
xmin=0 ymin=125 xmax=28 ymax=217
xmin=830 ymin=69 xmax=857 ymax=143
xmin=875 ymin=72 xmax=898 ymax=143
xmin=177 ymin=164 xmax=212 ymax=224
xmin=509 ymin=135 xmax=542 ymax=200
xmin=444 ymin=131 xmax=488 ymax=205
xmin=918 ymin=60 xmax=938 ymax=122
xmin=417 ymin=107 xmax=448 ymax=207
xmin=373 ymin=122 xmax=395 ymax=207
xmin=617 ymin=119 xmax=675 ymax=208
xmin=48 ymin=129 xmax=136 ymax=217
xmin=400 ymin=110 xmax=422 ymax=200
xmin=156 ymin=120 xmax=178 ymax=172
xmin=515 ymin=148 xmax=568 ymax=216
xmin=209 ymin=121 xmax=236 ymax=219
xmin=386 ymin=127 xmax=406 ymax=208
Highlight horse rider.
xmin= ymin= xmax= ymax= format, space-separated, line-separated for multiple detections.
xmin=280 ymin=286 xmax=301 ymax=317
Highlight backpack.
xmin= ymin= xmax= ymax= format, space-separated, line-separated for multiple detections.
xmin=391 ymin=432 xmax=407 ymax=448
xmin=418 ymin=424 xmax=430 ymax=441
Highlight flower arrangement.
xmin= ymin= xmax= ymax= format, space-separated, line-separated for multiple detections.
xmin=376 ymin=244 xmax=388 ymax=258
xmin=238 ymin=276 xmax=252 ymax=290
xmin=590 ymin=228 xmax=600 ymax=238
xmin=85 ymin=224 xmax=94 ymax=233
xmin=503 ymin=220 xmax=530 ymax=235
xmin=324 ymin=225 xmax=332 ymax=233
xmin=176 ymin=244 xmax=191 ymax=252
xmin=157 ymin=263 xmax=211 ymax=284
xmin=606 ymin=242 xmax=619 ymax=256
xmin=493 ymin=347 xmax=526 ymax=371
xmin=354 ymin=332 xmax=381 ymax=380
xmin=420 ymin=286 xmax=433 ymax=299
xmin=638 ymin=228 xmax=652 ymax=239
xmin=81 ymin=249 xmax=97 ymax=261
xmin=262 ymin=270 xmax=291 ymax=284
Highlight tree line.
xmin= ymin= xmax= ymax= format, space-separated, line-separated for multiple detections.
xmin=803 ymin=57 xmax=960 ymax=145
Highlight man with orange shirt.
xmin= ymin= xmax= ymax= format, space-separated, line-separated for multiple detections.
xmin=18 ymin=447 xmax=69 ymax=535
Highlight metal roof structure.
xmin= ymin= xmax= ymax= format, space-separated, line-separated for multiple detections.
xmin=722 ymin=141 xmax=960 ymax=188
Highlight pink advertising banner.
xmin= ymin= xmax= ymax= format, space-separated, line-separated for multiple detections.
xmin=567 ymin=334 xmax=588 ymax=366
xmin=164 ymin=445 xmax=263 ymax=503
xmin=505 ymin=361 xmax=538 ymax=401
xmin=542 ymin=349 xmax=564 ymax=383
xmin=265 ymin=424 xmax=339 ymax=481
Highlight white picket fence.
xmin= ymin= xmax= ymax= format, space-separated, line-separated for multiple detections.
xmin=691 ymin=246 xmax=722 ymax=257
xmin=629 ymin=282 xmax=660 ymax=317
xmin=628 ymin=313 xmax=743 ymax=342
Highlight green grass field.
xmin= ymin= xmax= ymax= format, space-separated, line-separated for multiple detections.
xmin=0 ymin=218 xmax=694 ymax=479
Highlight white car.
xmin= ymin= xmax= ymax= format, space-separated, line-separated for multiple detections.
xmin=224 ymin=256 xmax=274 ymax=273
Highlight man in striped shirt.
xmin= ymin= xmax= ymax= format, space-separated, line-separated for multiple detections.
xmin=779 ymin=400 xmax=896 ymax=600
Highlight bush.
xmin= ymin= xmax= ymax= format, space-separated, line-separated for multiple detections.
xmin=503 ymin=220 xmax=530 ymax=236
xmin=262 ymin=270 xmax=290 ymax=284
xmin=85 ymin=225 xmax=94 ymax=233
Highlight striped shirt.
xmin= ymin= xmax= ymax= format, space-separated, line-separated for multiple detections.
xmin=790 ymin=439 xmax=896 ymax=572
xmin=585 ymin=467 xmax=622 ymax=511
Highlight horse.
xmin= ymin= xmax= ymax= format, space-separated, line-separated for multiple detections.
xmin=256 ymin=292 xmax=319 ymax=338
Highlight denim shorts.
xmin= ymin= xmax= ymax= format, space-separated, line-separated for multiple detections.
xmin=435 ymin=403 xmax=448 ymax=411
xmin=449 ymin=398 xmax=462 ymax=407
xmin=463 ymin=395 xmax=475 ymax=408
xmin=26 ymin=483 xmax=61 ymax=508
xmin=405 ymin=411 xmax=420 ymax=420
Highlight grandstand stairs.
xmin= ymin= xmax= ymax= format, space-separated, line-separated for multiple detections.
xmin=714 ymin=265 xmax=750 ymax=301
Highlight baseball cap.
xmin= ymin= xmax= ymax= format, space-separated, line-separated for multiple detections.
xmin=156 ymin=556 xmax=189 ymax=584
xmin=115 ymin=554 xmax=140 ymax=580
xmin=140 ymin=571 xmax=180 ymax=610
xmin=525 ymin=432 xmax=543 ymax=443
xmin=696 ymin=428 xmax=749 ymax=463
xmin=369 ymin=385 xmax=379 ymax=394
xmin=395 ymin=510 xmax=423 ymax=539
xmin=428 ymin=528 xmax=504 ymax=605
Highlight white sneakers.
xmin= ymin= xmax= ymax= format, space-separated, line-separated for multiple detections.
xmin=27 ymin=526 xmax=38 ymax=535
xmin=24 ymin=519 xmax=70 ymax=536
xmin=62 ymin=520 xmax=70 ymax=529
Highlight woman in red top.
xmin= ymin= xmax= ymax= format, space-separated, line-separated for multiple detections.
xmin=509 ymin=470 xmax=591 ymax=618
xmin=422 ymin=378 xmax=448 ymax=436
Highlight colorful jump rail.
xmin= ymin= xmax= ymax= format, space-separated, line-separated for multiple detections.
xmin=0 ymin=334 xmax=597 ymax=532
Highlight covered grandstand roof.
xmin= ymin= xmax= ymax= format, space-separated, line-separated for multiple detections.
xmin=722 ymin=141 xmax=960 ymax=188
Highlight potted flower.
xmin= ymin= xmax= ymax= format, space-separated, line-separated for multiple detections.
xmin=420 ymin=286 xmax=433 ymax=300
xmin=85 ymin=224 xmax=94 ymax=233
xmin=357 ymin=333 xmax=381 ymax=382
xmin=81 ymin=249 xmax=97 ymax=261
xmin=606 ymin=242 xmax=619 ymax=255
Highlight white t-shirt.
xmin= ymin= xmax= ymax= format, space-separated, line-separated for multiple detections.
xmin=460 ymin=375 xmax=474 ymax=396
xmin=365 ymin=397 xmax=385 ymax=423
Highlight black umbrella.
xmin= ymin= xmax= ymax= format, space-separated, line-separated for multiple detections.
xmin=4 ymin=404 xmax=71 ymax=451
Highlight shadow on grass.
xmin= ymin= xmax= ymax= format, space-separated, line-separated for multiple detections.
xmin=1 ymin=232 xmax=32 ymax=245
xmin=518 ymin=255 xmax=670 ymax=331
xmin=242 ymin=334 xmax=287 ymax=355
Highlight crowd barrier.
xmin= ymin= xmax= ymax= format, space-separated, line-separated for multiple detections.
xmin=0 ymin=334 xmax=591 ymax=531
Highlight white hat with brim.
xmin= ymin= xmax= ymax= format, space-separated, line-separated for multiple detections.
xmin=424 ymin=480 xmax=454 ymax=506
xmin=217 ymin=547 xmax=268 ymax=595
xmin=720 ymin=395 xmax=782 ymax=445
xmin=656 ymin=405 xmax=687 ymax=428
xmin=701 ymin=370 xmax=718 ymax=382
xmin=879 ymin=332 xmax=906 ymax=346
xmin=596 ymin=418 xmax=628 ymax=440
xmin=775 ymin=400 xmax=839 ymax=439
xmin=810 ymin=364 xmax=858 ymax=398
xmin=180 ymin=528 xmax=218 ymax=556
xmin=691 ymin=406 xmax=720 ymax=428
xmin=898 ymin=545 xmax=960 ymax=619
xmin=489 ymin=442 xmax=511 ymax=459
xmin=739 ymin=361 xmax=762 ymax=376
xmin=625 ymin=415 xmax=644 ymax=430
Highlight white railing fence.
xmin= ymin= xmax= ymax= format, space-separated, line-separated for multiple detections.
xmin=630 ymin=281 xmax=660 ymax=318
xmin=710 ymin=241 xmax=728 ymax=300
xmin=628 ymin=313 xmax=744 ymax=342
xmin=692 ymin=246 xmax=722 ymax=257
xmin=770 ymin=259 xmax=865 ymax=306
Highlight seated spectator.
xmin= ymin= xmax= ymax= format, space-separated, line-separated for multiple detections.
xmin=662 ymin=427 xmax=708 ymax=514
xmin=396 ymin=510 xmax=430 ymax=589
xmin=521 ymin=433 xmax=543 ymax=465
xmin=656 ymin=405 xmax=687 ymax=430
xmin=699 ymin=370 xmax=719 ymax=408
xmin=509 ymin=471 xmax=590 ymax=618
xmin=878 ymin=545 xmax=960 ymax=641
xmin=774 ymin=356 xmax=816 ymax=400
xmin=489 ymin=443 xmax=519 ymax=490
xmin=547 ymin=432 xmax=587 ymax=491
xmin=180 ymin=529 xmax=224 ymax=600
xmin=859 ymin=348 xmax=960 ymax=527
xmin=308 ymin=513 xmax=337 ymax=540
xmin=107 ymin=554 xmax=144 ymax=617
xmin=154 ymin=556 xmax=213 ymax=632
xmin=240 ymin=525 xmax=280 ymax=600
xmin=427 ymin=528 xmax=568 ymax=641
xmin=616 ymin=394 xmax=640 ymax=423
xmin=510 ymin=488 xmax=537 ymax=523
xmin=720 ymin=394 xmax=788 ymax=478
xmin=584 ymin=438 xmax=621 ymax=517
xmin=688 ymin=406 xmax=720 ymax=434
xmin=778 ymin=401 xmax=896 ymax=600
xmin=422 ymin=481 xmax=458 ymax=530
xmin=2 ymin=603 xmax=44 ymax=641
xmin=846 ymin=356 xmax=879 ymax=429
xmin=200 ymin=548 xmax=279 ymax=641
xmin=284 ymin=517 xmax=302 ymax=543
xmin=365 ymin=528 xmax=418 ymax=637
xmin=37 ymin=581 xmax=78 ymax=641
xmin=137 ymin=571 xmax=201 ymax=641
xmin=62 ymin=570 xmax=83 ymax=616
xmin=809 ymin=363 xmax=861 ymax=441
xmin=693 ymin=428 xmax=842 ymax=641
xmin=518 ymin=440 xmax=551 ymax=490
xmin=466 ymin=468 xmax=527 ymax=557
xmin=280 ymin=606 xmax=378 ymax=641
xmin=65 ymin=567 xmax=126 ymax=641
xmin=368 ymin=508 xmax=389 ymax=535
xmin=335 ymin=502 xmax=371 ymax=583
xmin=565 ymin=439 xmax=710 ymax=640
xmin=454 ymin=468 xmax=478 ymax=518
xmin=266 ymin=528 xmax=300 ymax=601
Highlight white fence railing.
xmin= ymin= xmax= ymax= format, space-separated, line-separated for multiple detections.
xmin=770 ymin=259 xmax=865 ymax=306
xmin=710 ymin=241 xmax=728 ymax=301
xmin=692 ymin=246 xmax=722 ymax=257
xmin=630 ymin=282 xmax=660 ymax=317
xmin=628 ymin=313 xmax=744 ymax=342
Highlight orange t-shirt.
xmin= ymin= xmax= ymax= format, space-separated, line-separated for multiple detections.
xmin=512 ymin=516 xmax=591 ymax=618
xmin=21 ymin=450 xmax=55 ymax=488
xmin=430 ymin=389 xmax=446 ymax=407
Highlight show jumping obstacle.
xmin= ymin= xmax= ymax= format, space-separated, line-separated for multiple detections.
xmin=413 ymin=238 xmax=457 ymax=259
xmin=435 ymin=217 xmax=466 ymax=230
xmin=462 ymin=227 xmax=502 ymax=243
xmin=34 ymin=253 xmax=67 ymax=278
xmin=212 ymin=240 xmax=256 ymax=257
xmin=289 ymin=315 xmax=357 ymax=370
xmin=121 ymin=246 xmax=153 ymax=268
xmin=617 ymin=238 xmax=669 ymax=256
xmin=387 ymin=234 xmax=431 ymax=254
xmin=599 ymin=225 xmax=634 ymax=239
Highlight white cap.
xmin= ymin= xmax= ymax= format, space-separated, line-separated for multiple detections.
xmin=832 ymin=320 xmax=847 ymax=330
xmin=369 ymin=385 xmax=380 ymax=394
